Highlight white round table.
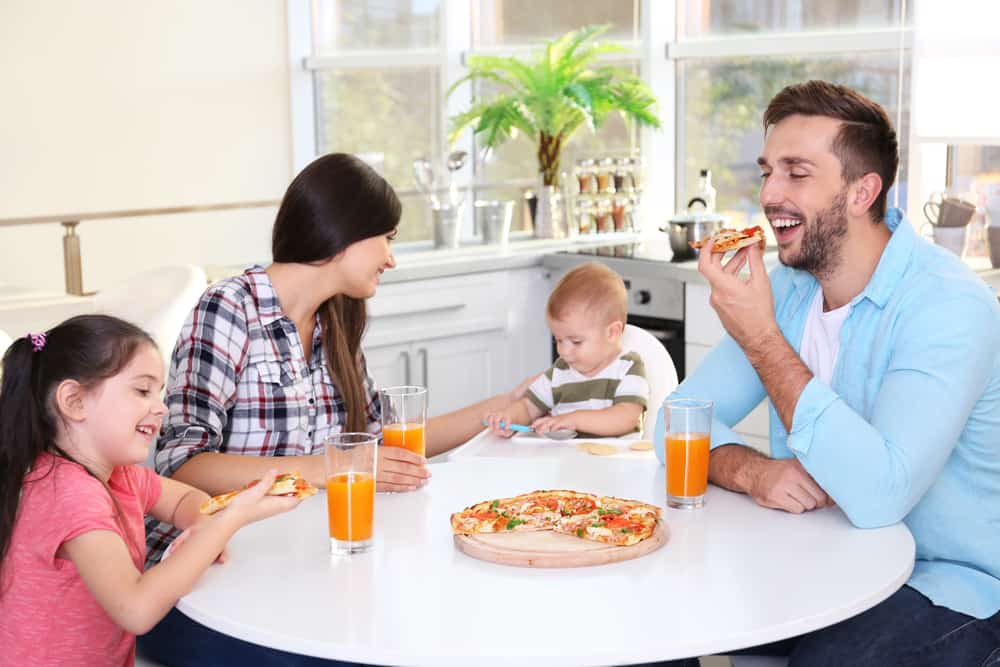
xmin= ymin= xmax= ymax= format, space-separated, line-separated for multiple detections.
xmin=178 ymin=457 xmax=914 ymax=666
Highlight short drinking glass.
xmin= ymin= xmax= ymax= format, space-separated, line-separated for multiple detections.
xmin=380 ymin=386 xmax=428 ymax=457
xmin=324 ymin=433 xmax=377 ymax=555
xmin=664 ymin=398 xmax=712 ymax=509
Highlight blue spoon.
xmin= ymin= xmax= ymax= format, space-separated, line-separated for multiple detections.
xmin=482 ymin=420 xmax=577 ymax=440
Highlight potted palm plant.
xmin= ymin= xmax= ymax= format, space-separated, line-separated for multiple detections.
xmin=448 ymin=24 xmax=661 ymax=237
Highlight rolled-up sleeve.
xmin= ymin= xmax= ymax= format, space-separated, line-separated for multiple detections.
xmin=154 ymin=290 xmax=247 ymax=478
xmin=655 ymin=333 xmax=767 ymax=464
xmin=790 ymin=291 xmax=998 ymax=528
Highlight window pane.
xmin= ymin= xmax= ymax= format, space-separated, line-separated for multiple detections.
xmin=677 ymin=53 xmax=910 ymax=230
xmin=315 ymin=68 xmax=439 ymax=242
xmin=951 ymin=146 xmax=1000 ymax=196
xmin=474 ymin=0 xmax=638 ymax=47
xmin=681 ymin=0 xmax=908 ymax=38
xmin=312 ymin=0 xmax=440 ymax=52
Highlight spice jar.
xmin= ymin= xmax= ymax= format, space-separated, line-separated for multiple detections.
xmin=595 ymin=198 xmax=614 ymax=233
xmin=596 ymin=158 xmax=615 ymax=194
xmin=574 ymin=158 xmax=596 ymax=195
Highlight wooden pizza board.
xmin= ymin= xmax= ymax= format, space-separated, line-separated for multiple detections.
xmin=454 ymin=520 xmax=667 ymax=568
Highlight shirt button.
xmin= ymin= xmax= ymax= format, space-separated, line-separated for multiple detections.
xmin=308 ymin=431 xmax=313 ymax=438
xmin=309 ymin=398 xmax=315 ymax=405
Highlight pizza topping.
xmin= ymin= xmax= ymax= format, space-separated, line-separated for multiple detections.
xmin=506 ymin=518 xmax=526 ymax=530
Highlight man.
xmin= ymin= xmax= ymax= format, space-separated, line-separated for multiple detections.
xmin=657 ymin=81 xmax=1000 ymax=665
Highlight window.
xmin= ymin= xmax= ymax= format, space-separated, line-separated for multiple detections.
xmin=671 ymin=1 xmax=911 ymax=230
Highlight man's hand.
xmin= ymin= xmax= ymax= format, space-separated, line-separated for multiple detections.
xmin=744 ymin=457 xmax=833 ymax=514
xmin=531 ymin=413 xmax=576 ymax=435
xmin=698 ymin=240 xmax=779 ymax=349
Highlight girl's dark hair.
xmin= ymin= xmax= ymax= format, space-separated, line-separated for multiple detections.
xmin=764 ymin=80 xmax=899 ymax=223
xmin=0 ymin=315 xmax=155 ymax=591
xmin=271 ymin=153 xmax=401 ymax=432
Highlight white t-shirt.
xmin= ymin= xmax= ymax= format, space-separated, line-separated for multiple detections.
xmin=799 ymin=289 xmax=850 ymax=385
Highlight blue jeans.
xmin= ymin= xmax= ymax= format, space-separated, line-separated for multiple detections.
xmin=646 ymin=585 xmax=1000 ymax=667
xmin=138 ymin=607 xmax=368 ymax=667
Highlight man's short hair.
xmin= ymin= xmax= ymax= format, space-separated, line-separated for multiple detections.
xmin=764 ymin=80 xmax=899 ymax=222
xmin=547 ymin=262 xmax=627 ymax=325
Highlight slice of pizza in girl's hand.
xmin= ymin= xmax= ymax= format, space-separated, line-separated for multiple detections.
xmin=689 ymin=226 xmax=766 ymax=253
xmin=199 ymin=472 xmax=318 ymax=515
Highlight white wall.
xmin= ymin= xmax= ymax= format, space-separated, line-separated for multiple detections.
xmin=0 ymin=0 xmax=293 ymax=292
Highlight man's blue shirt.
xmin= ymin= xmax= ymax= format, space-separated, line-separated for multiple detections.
xmin=656 ymin=211 xmax=1000 ymax=619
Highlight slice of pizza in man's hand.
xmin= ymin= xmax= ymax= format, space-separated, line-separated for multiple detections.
xmin=689 ymin=225 xmax=766 ymax=253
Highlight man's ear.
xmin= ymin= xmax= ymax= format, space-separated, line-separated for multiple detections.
xmin=849 ymin=172 xmax=883 ymax=218
xmin=54 ymin=379 xmax=88 ymax=423
xmin=607 ymin=320 xmax=624 ymax=340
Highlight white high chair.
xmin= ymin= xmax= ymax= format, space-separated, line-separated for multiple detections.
xmin=620 ymin=323 xmax=679 ymax=439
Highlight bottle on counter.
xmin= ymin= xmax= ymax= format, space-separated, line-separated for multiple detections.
xmin=693 ymin=169 xmax=717 ymax=213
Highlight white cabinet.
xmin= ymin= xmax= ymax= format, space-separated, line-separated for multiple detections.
xmin=684 ymin=282 xmax=770 ymax=454
xmin=363 ymin=267 xmax=551 ymax=418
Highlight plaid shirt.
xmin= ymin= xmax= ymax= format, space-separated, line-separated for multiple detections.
xmin=145 ymin=265 xmax=380 ymax=564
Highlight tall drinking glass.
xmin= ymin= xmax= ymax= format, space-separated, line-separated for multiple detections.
xmin=324 ymin=433 xmax=377 ymax=555
xmin=380 ymin=386 xmax=427 ymax=457
xmin=664 ymin=398 xmax=713 ymax=509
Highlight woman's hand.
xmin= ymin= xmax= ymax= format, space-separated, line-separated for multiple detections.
xmin=376 ymin=445 xmax=430 ymax=492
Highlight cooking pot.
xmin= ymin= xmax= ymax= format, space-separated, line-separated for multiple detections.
xmin=661 ymin=212 xmax=727 ymax=261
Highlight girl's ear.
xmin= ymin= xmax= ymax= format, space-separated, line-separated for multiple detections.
xmin=54 ymin=379 xmax=88 ymax=422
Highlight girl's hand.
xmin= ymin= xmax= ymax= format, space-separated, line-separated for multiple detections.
xmin=376 ymin=445 xmax=429 ymax=493
xmin=167 ymin=522 xmax=229 ymax=564
xmin=226 ymin=469 xmax=303 ymax=524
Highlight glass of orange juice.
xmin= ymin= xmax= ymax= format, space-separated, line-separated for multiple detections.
xmin=664 ymin=398 xmax=713 ymax=509
xmin=379 ymin=386 xmax=427 ymax=457
xmin=324 ymin=433 xmax=377 ymax=555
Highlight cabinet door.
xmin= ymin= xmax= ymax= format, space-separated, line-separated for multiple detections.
xmin=364 ymin=342 xmax=412 ymax=390
xmin=416 ymin=330 xmax=504 ymax=416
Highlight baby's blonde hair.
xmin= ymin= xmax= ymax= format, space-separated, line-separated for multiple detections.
xmin=547 ymin=262 xmax=627 ymax=326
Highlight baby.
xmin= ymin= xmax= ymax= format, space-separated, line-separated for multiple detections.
xmin=486 ymin=262 xmax=648 ymax=438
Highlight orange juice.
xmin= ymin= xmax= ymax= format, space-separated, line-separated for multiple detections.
xmin=382 ymin=422 xmax=425 ymax=456
xmin=326 ymin=472 xmax=375 ymax=542
xmin=666 ymin=432 xmax=710 ymax=497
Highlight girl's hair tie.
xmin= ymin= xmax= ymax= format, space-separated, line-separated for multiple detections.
xmin=27 ymin=332 xmax=47 ymax=352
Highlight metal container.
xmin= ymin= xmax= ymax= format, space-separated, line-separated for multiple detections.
xmin=432 ymin=204 xmax=464 ymax=249
xmin=474 ymin=200 xmax=514 ymax=245
xmin=662 ymin=213 xmax=727 ymax=261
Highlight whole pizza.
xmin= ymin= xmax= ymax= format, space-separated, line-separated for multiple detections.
xmin=451 ymin=490 xmax=661 ymax=547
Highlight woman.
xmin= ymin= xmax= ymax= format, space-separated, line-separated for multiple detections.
xmin=140 ymin=153 xmax=525 ymax=665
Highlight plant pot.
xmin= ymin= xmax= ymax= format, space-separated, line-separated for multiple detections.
xmin=533 ymin=183 xmax=568 ymax=239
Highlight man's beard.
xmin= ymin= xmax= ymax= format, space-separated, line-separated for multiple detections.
xmin=777 ymin=189 xmax=848 ymax=279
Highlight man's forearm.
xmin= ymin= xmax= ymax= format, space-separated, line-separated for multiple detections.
xmin=742 ymin=328 xmax=812 ymax=432
xmin=708 ymin=444 xmax=769 ymax=494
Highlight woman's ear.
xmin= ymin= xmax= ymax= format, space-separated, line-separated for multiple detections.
xmin=54 ymin=379 xmax=88 ymax=422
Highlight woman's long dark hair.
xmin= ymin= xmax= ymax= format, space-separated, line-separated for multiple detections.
xmin=0 ymin=315 xmax=154 ymax=592
xmin=271 ymin=153 xmax=401 ymax=432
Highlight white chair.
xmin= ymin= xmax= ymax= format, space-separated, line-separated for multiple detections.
xmin=620 ymin=323 xmax=679 ymax=439
xmin=730 ymin=657 xmax=789 ymax=666
xmin=93 ymin=265 xmax=207 ymax=377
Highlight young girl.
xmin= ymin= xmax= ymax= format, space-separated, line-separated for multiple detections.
xmin=0 ymin=315 xmax=300 ymax=667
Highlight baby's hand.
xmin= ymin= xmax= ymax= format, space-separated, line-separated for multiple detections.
xmin=484 ymin=412 xmax=516 ymax=439
xmin=227 ymin=469 xmax=302 ymax=524
xmin=532 ymin=414 xmax=575 ymax=435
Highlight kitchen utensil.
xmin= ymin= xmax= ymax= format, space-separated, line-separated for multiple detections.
xmin=660 ymin=212 xmax=727 ymax=261
xmin=412 ymin=157 xmax=439 ymax=208
xmin=445 ymin=150 xmax=468 ymax=207
xmin=474 ymin=200 xmax=514 ymax=245
xmin=924 ymin=194 xmax=975 ymax=228
xmin=485 ymin=420 xmax=578 ymax=440
xmin=432 ymin=204 xmax=463 ymax=249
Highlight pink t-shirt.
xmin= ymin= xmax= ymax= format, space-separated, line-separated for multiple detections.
xmin=0 ymin=453 xmax=161 ymax=667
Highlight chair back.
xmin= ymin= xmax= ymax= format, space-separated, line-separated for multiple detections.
xmin=620 ymin=324 xmax=679 ymax=439
xmin=93 ymin=265 xmax=207 ymax=380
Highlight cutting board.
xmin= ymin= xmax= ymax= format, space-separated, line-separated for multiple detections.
xmin=454 ymin=520 xmax=667 ymax=568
